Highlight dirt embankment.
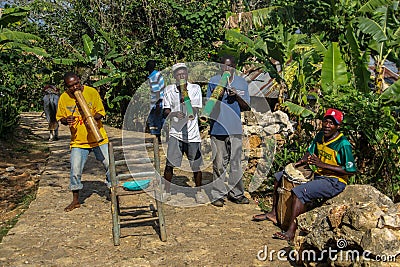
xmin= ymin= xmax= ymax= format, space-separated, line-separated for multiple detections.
xmin=0 ymin=112 xmax=293 ymax=267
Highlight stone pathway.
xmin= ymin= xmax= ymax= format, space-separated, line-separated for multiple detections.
xmin=0 ymin=112 xmax=293 ymax=267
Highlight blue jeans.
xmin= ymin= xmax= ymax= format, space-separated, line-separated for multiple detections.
xmin=147 ymin=107 xmax=164 ymax=135
xmin=69 ymin=143 xmax=110 ymax=190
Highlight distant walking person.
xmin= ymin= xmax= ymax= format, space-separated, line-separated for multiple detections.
xmin=145 ymin=60 xmax=165 ymax=142
xmin=56 ymin=72 xmax=110 ymax=212
xmin=43 ymin=85 xmax=59 ymax=141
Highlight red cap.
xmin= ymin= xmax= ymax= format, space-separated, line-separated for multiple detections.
xmin=324 ymin=108 xmax=343 ymax=124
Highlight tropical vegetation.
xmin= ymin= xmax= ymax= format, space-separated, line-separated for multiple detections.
xmin=0 ymin=0 xmax=399 ymax=199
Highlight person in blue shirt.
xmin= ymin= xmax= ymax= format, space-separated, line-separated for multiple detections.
xmin=207 ymin=55 xmax=251 ymax=207
xmin=145 ymin=60 xmax=165 ymax=142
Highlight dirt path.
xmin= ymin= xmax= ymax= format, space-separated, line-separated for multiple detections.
xmin=0 ymin=112 xmax=293 ymax=267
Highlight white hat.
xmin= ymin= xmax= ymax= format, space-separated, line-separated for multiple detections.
xmin=172 ymin=63 xmax=188 ymax=73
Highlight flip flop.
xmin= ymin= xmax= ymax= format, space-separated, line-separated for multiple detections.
xmin=252 ymin=213 xmax=278 ymax=225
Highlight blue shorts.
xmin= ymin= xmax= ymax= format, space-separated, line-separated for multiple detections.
xmin=166 ymin=137 xmax=203 ymax=172
xmin=147 ymin=107 xmax=164 ymax=135
xmin=276 ymin=172 xmax=346 ymax=204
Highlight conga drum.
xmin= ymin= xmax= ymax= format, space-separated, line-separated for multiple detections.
xmin=277 ymin=163 xmax=313 ymax=231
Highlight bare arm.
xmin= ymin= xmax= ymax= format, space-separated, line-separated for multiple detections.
xmin=228 ymin=88 xmax=250 ymax=111
xmin=163 ymin=108 xmax=185 ymax=119
xmin=295 ymin=152 xmax=352 ymax=176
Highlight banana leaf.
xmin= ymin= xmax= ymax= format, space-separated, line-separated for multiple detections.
xmin=345 ymin=24 xmax=370 ymax=93
xmin=380 ymin=79 xmax=400 ymax=103
xmin=282 ymin=102 xmax=315 ymax=118
xmin=82 ymin=34 xmax=94 ymax=58
xmin=321 ymin=42 xmax=349 ymax=91
xmin=356 ymin=17 xmax=387 ymax=43
xmin=359 ymin=0 xmax=394 ymax=13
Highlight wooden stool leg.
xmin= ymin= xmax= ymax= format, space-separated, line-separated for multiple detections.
xmin=155 ymin=198 xmax=167 ymax=241
xmin=111 ymin=188 xmax=120 ymax=246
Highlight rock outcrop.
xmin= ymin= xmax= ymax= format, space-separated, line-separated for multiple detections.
xmin=295 ymin=185 xmax=400 ymax=266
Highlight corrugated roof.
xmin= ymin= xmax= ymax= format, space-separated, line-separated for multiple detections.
xmin=244 ymin=69 xmax=280 ymax=98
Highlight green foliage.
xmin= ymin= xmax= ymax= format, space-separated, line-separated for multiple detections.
xmin=323 ymin=86 xmax=400 ymax=198
xmin=380 ymin=79 xmax=400 ymax=104
xmin=0 ymin=6 xmax=49 ymax=137
xmin=0 ymin=90 xmax=20 ymax=138
xmin=267 ymin=135 xmax=312 ymax=183
xmin=282 ymin=102 xmax=315 ymax=118
xmin=345 ymin=25 xmax=371 ymax=93
xmin=321 ymin=42 xmax=349 ymax=92
xmin=0 ymin=6 xmax=30 ymax=27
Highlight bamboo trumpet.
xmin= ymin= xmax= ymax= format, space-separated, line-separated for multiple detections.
xmin=73 ymin=90 xmax=104 ymax=143
xmin=179 ymin=79 xmax=194 ymax=120
xmin=200 ymin=71 xmax=231 ymax=123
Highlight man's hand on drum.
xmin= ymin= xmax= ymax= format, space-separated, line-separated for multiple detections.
xmin=295 ymin=152 xmax=310 ymax=167
xmin=307 ymin=154 xmax=324 ymax=167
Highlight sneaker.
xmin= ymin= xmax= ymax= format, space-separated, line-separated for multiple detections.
xmin=195 ymin=191 xmax=208 ymax=204
xmin=228 ymin=195 xmax=250 ymax=204
xmin=211 ymin=198 xmax=225 ymax=207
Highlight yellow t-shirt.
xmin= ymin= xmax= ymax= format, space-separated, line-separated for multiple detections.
xmin=56 ymin=86 xmax=109 ymax=148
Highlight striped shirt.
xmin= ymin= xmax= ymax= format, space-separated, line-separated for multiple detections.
xmin=148 ymin=70 xmax=165 ymax=109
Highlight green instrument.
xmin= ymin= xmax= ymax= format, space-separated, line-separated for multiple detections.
xmin=179 ymin=79 xmax=194 ymax=120
xmin=200 ymin=71 xmax=231 ymax=123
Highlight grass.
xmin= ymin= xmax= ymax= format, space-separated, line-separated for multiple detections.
xmin=0 ymin=190 xmax=38 ymax=242
xmin=0 ymin=125 xmax=45 ymax=243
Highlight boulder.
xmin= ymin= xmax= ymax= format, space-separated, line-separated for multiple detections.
xmin=342 ymin=202 xmax=384 ymax=231
xmin=378 ymin=203 xmax=400 ymax=230
xmin=326 ymin=185 xmax=393 ymax=207
xmin=298 ymin=205 xmax=332 ymax=233
xmin=360 ymin=228 xmax=400 ymax=257
xmin=295 ymin=185 xmax=400 ymax=266
xmin=304 ymin=216 xmax=335 ymax=250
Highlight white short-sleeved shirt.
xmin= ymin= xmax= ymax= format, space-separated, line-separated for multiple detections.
xmin=163 ymin=82 xmax=202 ymax=143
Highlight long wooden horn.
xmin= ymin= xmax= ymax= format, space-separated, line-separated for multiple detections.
xmin=73 ymin=90 xmax=104 ymax=143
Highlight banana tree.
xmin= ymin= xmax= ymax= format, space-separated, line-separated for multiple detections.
xmin=0 ymin=6 xmax=49 ymax=57
xmin=53 ymin=33 xmax=103 ymax=80
xmin=356 ymin=0 xmax=400 ymax=93
xmin=54 ymin=30 xmax=129 ymax=112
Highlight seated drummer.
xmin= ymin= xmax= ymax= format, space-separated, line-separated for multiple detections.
xmin=252 ymin=108 xmax=357 ymax=243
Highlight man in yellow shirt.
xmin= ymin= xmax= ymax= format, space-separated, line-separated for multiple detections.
xmin=56 ymin=72 xmax=110 ymax=212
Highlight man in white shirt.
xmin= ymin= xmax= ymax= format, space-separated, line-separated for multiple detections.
xmin=163 ymin=63 xmax=205 ymax=203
